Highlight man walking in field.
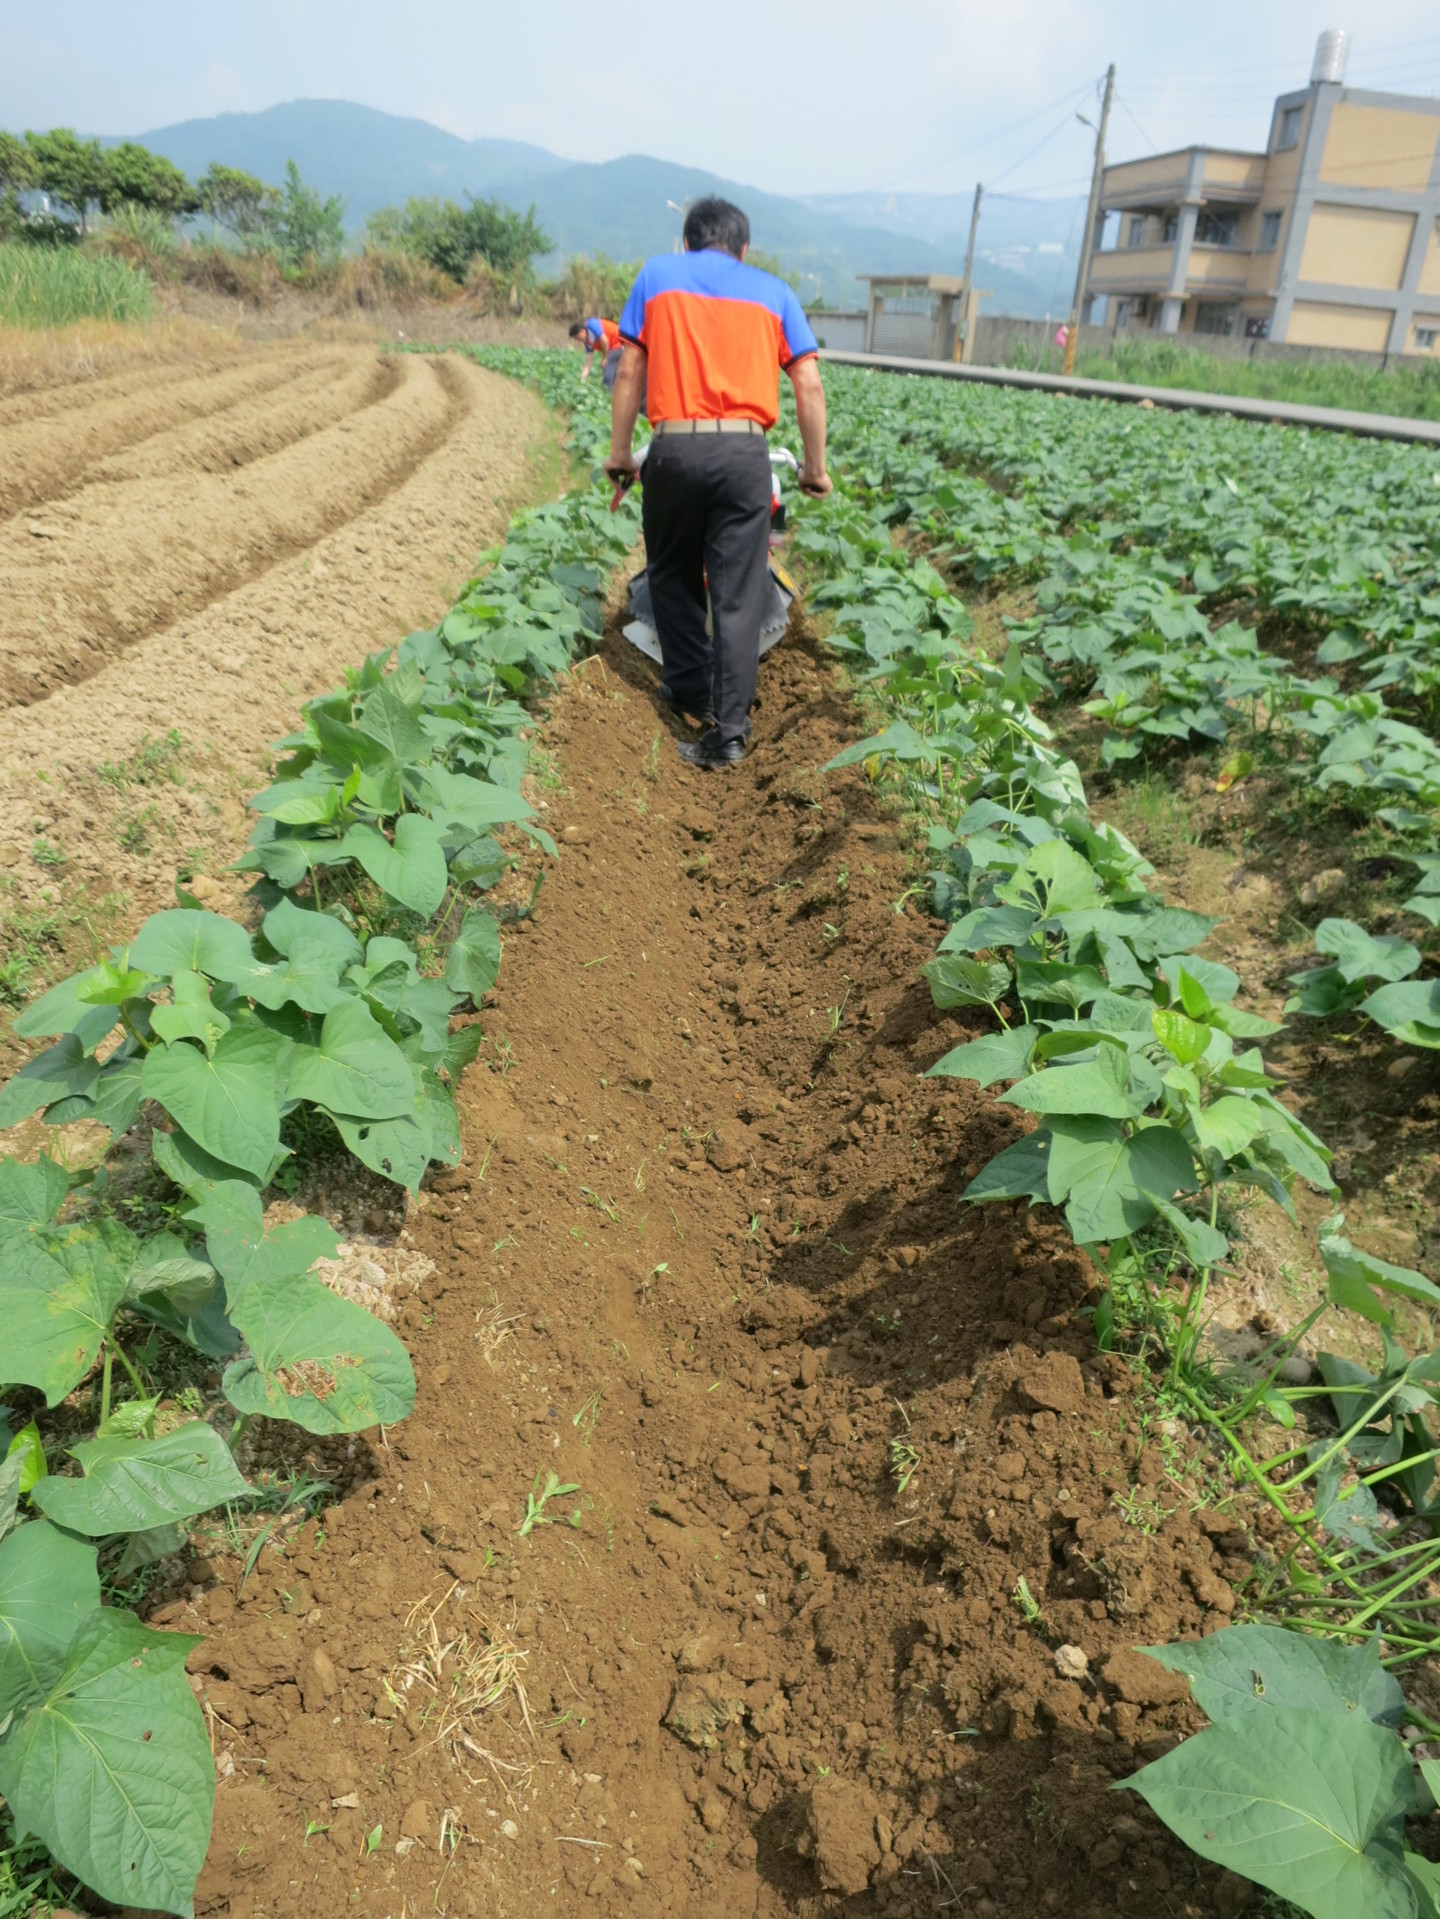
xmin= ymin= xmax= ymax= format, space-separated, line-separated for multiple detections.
xmin=604 ymin=197 xmax=832 ymax=769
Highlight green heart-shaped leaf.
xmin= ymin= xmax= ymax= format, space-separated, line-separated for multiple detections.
xmin=32 ymin=1424 xmax=249 ymax=1537
xmin=339 ymin=815 xmax=447 ymax=917
xmin=1140 ymin=1624 xmax=1404 ymax=1726
xmin=1046 ymin=1117 xmax=1196 ymax=1244
xmin=1123 ymin=1707 xmax=1416 ymax=1919
xmin=223 ymin=1271 xmax=415 ymax=1434
xmin=142 ymin=1023 xmax=283 ymax=1180
xmin=0 ymin=1035 xmax=102 ymax=1129
xmin=129 ymin=907 xmax=255 ymax=986
xmin=1 ymin=1218 xmax=133 ymax=1405
xmin=150 ymin=971 xmax=231 ymax=1055
xmin=445 ymin=908 xmax=502 ymax=1001
xmin=283 ymin=995 xmax=415 ymax=1119
xmin=0 ymin=1606 xmax=212 ymax=1918
xmin=0 ymin=1520 xmax=100 ymax=1718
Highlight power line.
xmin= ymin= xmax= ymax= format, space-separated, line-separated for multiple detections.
xmin=986 ymin=90 xmax=1101 ymax=193
xmin=1115 ymin=91 xmax=1158 ymax=153
xmin=830 ymin=73 xmax=1104 ymax=198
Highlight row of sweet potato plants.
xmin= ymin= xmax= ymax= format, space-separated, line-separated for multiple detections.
xmin=772 ymin=365 xmax=1440 ymax=1919
xmin=0 ymin=360 xmax=630 ymax=1915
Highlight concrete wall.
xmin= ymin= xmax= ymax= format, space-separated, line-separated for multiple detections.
xmin=805 ymin=307 xmax=1440 ymax=371
xmin=1320 ymin=102 xmax=1440 ymax=190
xmin=1299 ymin=204 xmax=1416 ymax=288
xmin=807 ymin=310 xmax=936 ymax=355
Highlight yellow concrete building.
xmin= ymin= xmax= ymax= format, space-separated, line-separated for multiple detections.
xmin=1085 ymin=32 xmax=1440 ymax=355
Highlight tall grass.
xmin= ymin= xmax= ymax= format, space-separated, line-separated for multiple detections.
xmin=0 ymin=244 xmax=153 ymax=328
xmin=1009 ymin=333 xmax=1440 ymax=422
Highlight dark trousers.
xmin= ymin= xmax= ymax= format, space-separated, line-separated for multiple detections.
xmin=641 ymin=431 xmax=773 ymax=748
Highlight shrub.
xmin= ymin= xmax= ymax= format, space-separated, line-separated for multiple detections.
xmin=366 ymin=194 xmax=550 ymax=285
xmin=544 ymin=253 xmax=638 ymax=321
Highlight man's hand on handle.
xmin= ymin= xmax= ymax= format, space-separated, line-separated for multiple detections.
xmin=607 ymin=344 xmax=648 ymax=496
xmin=787 ymin=355 xmax=830 ymax=501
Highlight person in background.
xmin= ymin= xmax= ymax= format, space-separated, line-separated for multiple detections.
xmin=570 ymin=315 xmax=623 ymax=383
xmin=603 ymin=196 xmax=831 ymax=771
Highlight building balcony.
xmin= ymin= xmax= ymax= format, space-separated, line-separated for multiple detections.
xmin=1101 ymin=147 xmax=1268 ymax=211
xmin=1090 ymin=243 xmax=1256 ymax=300
xmin=1089 ymin=245 xmax=1177 ymax=292
xmin=1186 ymin=245 xmax=1252 ymax=289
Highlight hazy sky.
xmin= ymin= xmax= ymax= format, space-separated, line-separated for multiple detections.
xmin=4 ymin=1 xmax=1439 ymax=203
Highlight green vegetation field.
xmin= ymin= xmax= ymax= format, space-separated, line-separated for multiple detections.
xmin=1008 ymin=332 xmax=1440 ymax=421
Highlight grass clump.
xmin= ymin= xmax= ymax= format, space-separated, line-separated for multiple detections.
xmin=0 ymin=242 xmax=152 ymax=328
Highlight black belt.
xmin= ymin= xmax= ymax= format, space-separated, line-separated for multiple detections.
xmin=652 ymin=418 xmax=765 ymax=436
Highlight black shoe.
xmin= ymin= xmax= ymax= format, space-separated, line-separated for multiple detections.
xmin=677 ymin=731 xmax=745 ymax=770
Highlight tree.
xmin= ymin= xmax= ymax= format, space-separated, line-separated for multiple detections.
xmin=275 ymin=160 xmax=344 ymax=267
xmin=0 ymin=131 xmax=36 ymax=193
xmin=366 ymin=194 xmax=550 ymax=284
xmin=196 ymin=163 xmax=281 ymax=245
xmin=24 ymin=128 xmax=108 ymax=231
xmin=102 ymin=142 xmax=197 ymax=216
xmin=0 ymin=130 xmax=36 ymax=239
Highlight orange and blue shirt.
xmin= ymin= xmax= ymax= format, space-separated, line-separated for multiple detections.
xmin=618 ymin=250 xmax=818 ymax=428
xmin=582 ymin=317 xmax=622 ymax=354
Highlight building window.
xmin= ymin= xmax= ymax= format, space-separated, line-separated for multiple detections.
xmin=1244 ymin=315 xmax=1271 ymax=339
xmin=1163 ymin=212 xmax=1179 ymax=243
xmin=1127 ymin=215 xmax=1147 ymax=248
xmin=1418 ymin=326 xmax=1439 ymax=351
xmin=1114 ymin=298 xmax=1136 ymax=330
xmin=1196 ymin=208 xmax=1239 ymax=248
xmin=1195 ymin=302 xmax=1239 ymax=336
xmin=1259 ymin=210 xmax=1283 ymax=251
xmin=1276 ymin=104 xmax=1305 ymax=151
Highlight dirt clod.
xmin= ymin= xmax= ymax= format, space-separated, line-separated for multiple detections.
xmin=1100 ymin=1647 xmax=1192 ymax=1706
xmin=803 ymin=1773 xmax=883 ymax=1894
xmin=1016 ymin=1348 xmax=1087 ymax=1414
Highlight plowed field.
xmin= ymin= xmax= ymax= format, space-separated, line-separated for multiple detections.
xmin=1 ymin=351 xmax=1253 ymax=1919
xmin=0 ymin=342 xmax=550 ymax=1004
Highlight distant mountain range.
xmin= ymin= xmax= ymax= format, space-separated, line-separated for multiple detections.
xmin=123 ymin=99 xmax=1083 ymax=317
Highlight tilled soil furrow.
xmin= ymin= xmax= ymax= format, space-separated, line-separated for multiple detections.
xmin=179 ymin=608 xmax=1242 ymax=1919
xmin=0 ymin=342 xmax=337 ymax=517
xmin=0 ymin=344 xmax=252 ymax=430
xmin=81 ymin=350 xmax=395 ymax=489
xmin=0 ymin=352 xmax=464 ymax=710
xmin=0 ymin=353 xmax=548 ymax=967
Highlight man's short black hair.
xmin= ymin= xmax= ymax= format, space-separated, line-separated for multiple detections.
xmin=568 ymin=320 xmax=586 ymax=338
xmin=683 ymin=197 xmax=750 ymax=259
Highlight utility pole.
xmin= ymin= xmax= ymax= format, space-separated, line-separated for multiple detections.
xmin=954 ymin=181 xmax=983 ymax=362
xmin=1064 ymin=63 xmax=1116 ymax=376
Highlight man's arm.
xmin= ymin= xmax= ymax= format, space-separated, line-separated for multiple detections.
xmin=605 ymin=342 xmax=647 ymax=481
xmin=787 ymin=356 xmax=832 ymax=498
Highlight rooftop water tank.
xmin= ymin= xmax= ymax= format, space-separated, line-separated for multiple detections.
xmin=1311 ymin=28 xmax=1350 ymax=85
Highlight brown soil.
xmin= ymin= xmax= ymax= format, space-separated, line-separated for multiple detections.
xmin=154 ymin=607 xmax=1253 ymax=1919
xmin=0 ymin=340 xmax=552 ymax=1069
